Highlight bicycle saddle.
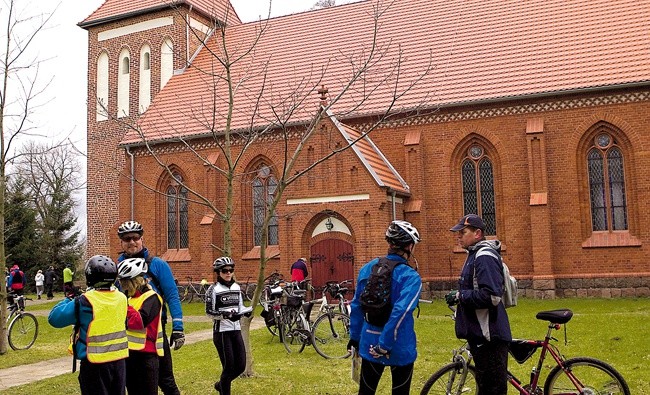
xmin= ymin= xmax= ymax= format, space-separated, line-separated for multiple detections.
xmin=535 ymin=309 xmax=573 ymax=324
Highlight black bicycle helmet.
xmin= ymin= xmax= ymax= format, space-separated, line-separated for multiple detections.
xmin=85 ymin=255 xmax=118 ymax=289
xmin=117 ymin=220 xmax=144 ymax=236
xmin=213 ymin=257 xmax=235 ymax=272
xmin=117 ymin=258 xmax=148 ymax=279
xmin=385 ymin=220 xmax=420 ymax=247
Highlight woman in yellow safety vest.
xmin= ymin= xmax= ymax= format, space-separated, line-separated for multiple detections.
xmin=48 ymin=255 xmax=128 ymax=395
xmin=118 ymin=257 xmax=164 ymax=395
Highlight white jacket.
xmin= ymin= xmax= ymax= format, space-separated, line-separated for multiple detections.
xmin=205 ymin=281 xmax=250 ymax=332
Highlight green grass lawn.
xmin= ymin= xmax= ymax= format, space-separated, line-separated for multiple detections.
xmin=2 ymin=298 xmax=648 ymax=394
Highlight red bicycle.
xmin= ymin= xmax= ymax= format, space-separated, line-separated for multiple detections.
xmin=421 ymin=308 xmax=630 ymax=395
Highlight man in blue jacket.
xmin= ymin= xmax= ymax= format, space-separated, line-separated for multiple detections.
xmin=116 ymin=220 xmax=184 ymax=395
xmin=348 ymin=220 xmax=422 ymax=395
xmin=446 ymin=214 xmax=512 ymax=395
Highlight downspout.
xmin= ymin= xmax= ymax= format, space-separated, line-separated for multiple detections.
xmin=126 ymin=146 xmax=135 ymax=219
xmin=391 ymin=190 xmax=396 ymax=221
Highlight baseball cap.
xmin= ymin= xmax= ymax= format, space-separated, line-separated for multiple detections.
xmin=449 ymin=214 xmax=486 ymax=231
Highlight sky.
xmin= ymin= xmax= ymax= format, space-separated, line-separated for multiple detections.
xmin=11 ymin=0 xmax=358 ymax=235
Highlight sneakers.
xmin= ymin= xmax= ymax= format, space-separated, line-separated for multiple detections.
xmin=214 ymin=381 xmax=221 ymax=394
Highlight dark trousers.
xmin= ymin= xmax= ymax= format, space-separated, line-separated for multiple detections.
xmin=213 ymin=328 xmax=246 ymax=395
xmin=358 ymin=359 xmax=414 ymax=395
xmin=126 ymin=351 xmax=159 ymax=395
xmin=78 ymin=358 xmax=126 ymax=395
xmin=64 ymin=282 xmax=74 ymax=297
xmin=470 ymin=339 xmax=509 ymax=395
xmin=159 ymin=326 xmax=181 ymax=395
xmin=46 ymin=283 xmax=54 ymax=298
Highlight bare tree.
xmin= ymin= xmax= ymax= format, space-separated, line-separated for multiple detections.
xmin=312 ymin=0 xmax=337 ymax=10
xmin=100 ymin=0 xmax=433 ymax=375
xmin=0 ymin=0 xmax=56 ymax=355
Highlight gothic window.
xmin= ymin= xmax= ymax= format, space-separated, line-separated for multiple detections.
xmin=587 ymin=133 xmax=627 ymax=231
xmin=461 ymin=143 xmax=497 ymax=235
xmin=252 ymin=164 xmax=278 ymax=246
xmin=167 ymin=172 xmax=189 ymax=249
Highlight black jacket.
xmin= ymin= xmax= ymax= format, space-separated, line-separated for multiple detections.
xmin=44 ymin=269 xmax=57 ymax=285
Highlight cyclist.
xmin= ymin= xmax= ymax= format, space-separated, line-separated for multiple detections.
xmin=8 ymin=264 xmax=26 ymax=296
xmin=48 ymin=255 xmax=128 ymax=395
xmin=118 ymin=257 xmax=164 ymax=395
xmin=205 ymin=257 xmax=252 ymax=395
xmin=446 ymin=214 xmax=512 ymax=395
xmin=117 ymin=220 xmax=184 ymax=395
xmin=348 ymin=220 xmax=422 ymax=395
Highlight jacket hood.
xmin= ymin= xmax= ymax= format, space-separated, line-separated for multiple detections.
xmin=468 ymin=239 xmax=501 ymax=252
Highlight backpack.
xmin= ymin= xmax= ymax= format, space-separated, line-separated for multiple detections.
xmin=476 ymin=247 xmax=518 ymax=308
xmin=11 ymin=270 xmax=23 ymax=285
xmin=359 ymin=257 xmax=404 ymax=326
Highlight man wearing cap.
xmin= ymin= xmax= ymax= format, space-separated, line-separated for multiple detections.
xmin=446 ymin=214 xmax=511 ymax=395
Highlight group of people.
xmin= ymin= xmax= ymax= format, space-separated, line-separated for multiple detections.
xmin=48 ymin=220 xmax=185 ymax=395
xmin=347 ymin=214 xmax=511 ymax=395
xmin=45 ymin=213 xmax=510 ymax=395
xmin=6 ymin=264 xmax=57 ymax=299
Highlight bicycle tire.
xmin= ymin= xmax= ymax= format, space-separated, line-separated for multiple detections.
xmin=544 ymin=357 xmax=630 ymax=395
xmin=311 ymin=312 xmax=351 ymax=359
xmin=245 ymin=284 xmax=256 ymax=302
xmin=420 ymin=362 xmax=478 ymax=395
xmin=281 ymin=309 xmax=308 ymax=354
xmin=177 ymin=285 xmax=189 ymax=303
xmin=8 ymin=312 xmax=38 ymax=351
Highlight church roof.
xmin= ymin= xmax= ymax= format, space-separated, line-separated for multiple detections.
xmin=120 ymin=0 xmax=650 ymax=145
xmin=79 ymin=0 xmax=240 ymax=28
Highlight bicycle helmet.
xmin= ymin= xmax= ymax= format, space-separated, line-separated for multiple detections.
xmin=117 ymin=220 xmax=144 ymax=236
xmin=385 ymin=220 xmax=420 ymax=247
xmin=117 ymin=257 xmax=148 ymax=279
xmin=85 ymin=255 xmax=118 ymax=289
xmin=213 ymin=256 xmax=235 ymax=272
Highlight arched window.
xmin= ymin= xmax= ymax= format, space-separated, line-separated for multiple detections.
xmin=252 ymin=164 xmax=278 ymax=246
xmin=167 ymin=172 xmax=189 ymax=249
xmin=587 ymin=133 xmax=627 ymax=231
xmin=139 ymin=45 xmax=151 ymax=113
xmin=96 ymin=52 xmax=109 ymax=121
xmin=117 ymin=48 xmax=130 ymax=118
xmin=461 ymin=143 xmax=496 ymax=235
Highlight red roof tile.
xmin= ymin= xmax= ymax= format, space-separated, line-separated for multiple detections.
xmin=121 ymin=0 xmax=650 ymax=145
xmin=79 ymin=0 xmax=240 ymax=27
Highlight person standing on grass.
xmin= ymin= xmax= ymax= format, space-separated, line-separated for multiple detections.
xmin=446 ymin=214 xmax=512 ymax=395
xmin=8 ymin=264 xmax=26 ymax=296
xmin=63 ymin=263 xmax=75 ymax=297
xmin=116 ymin=220 xmax=184 ymax=395
xmin=45 ymin=265 xmax=57 ymax=299
xmin=118 ymin=257 xmax=164 ymax=395
xmin=348 ymin=220 xmax=422 ymax=395
xmin=35 ymin=270 xmax=45 ymax=299
xmin=205 ymin=257 xmax=252 ymax=395
xmin=48 ymin=255 xmax=128 ymax=395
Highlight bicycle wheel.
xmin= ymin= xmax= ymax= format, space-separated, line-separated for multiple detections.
xmin=544 ymin=357 xmax=630 ymax=395
xmin=281 ymin=309 xmax=308 ymax=354
xmin=420 ymin=362 xmax=477 ymax=395
xmin=8 ymin=312 xmax=39 ymax=350
xmin=311 ymin=312 xmax=351 ymax=359
xmin=245 ymin=284 xmax=256 ymax=302
xmin=177 ymin=285 xmax=189 ymax=303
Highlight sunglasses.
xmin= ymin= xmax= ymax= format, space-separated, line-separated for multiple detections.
xmin=220 ymin=268 xmax=234 ymax=274
xmin=121 ymin=234 xmax=142 ymax=243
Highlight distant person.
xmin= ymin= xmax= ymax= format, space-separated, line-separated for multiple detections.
xmin=290 ymin=257 xmax=308 ymax=282
xmin=63 ymin=263 xmax=75 ymax=297
xmin=35 ymin=270 xmax=45 ymax=299
xmin=45 ymin=265 xmax=57 ymax=300
xmin=8 ymin=265 xmax=26 ymax=296
xmin=48 ymin=255 xmax=128 ymax=395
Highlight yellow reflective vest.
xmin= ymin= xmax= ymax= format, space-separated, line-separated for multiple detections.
xmin=127 ymin=289 xmax=164 ymax=356
xmin=83 ymin=290 xmax=129 ymax=363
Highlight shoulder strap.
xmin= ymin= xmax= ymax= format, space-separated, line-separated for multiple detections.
xmin=144 ymin=255 xmax=163 ymax=299
xmin=72 ymin=297 xmax=81 ymax=373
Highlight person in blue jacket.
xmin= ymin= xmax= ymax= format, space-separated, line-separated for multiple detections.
xmin=446 ymin=214 xmax=512 ymax=395
xmin=348 ymin=220 xmax=422 ymax=395
xmin=116 ymin=220 xmax=184 ymax=395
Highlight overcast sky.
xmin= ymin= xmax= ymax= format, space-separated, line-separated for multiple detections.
xmin=13 ymin=0 xmax=357 ymax=234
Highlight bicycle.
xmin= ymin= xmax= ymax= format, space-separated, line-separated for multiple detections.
xmin=310 ymin=280 xmax=353 ymax=359
xmin=238 ymin=276 xmax=257 ymax=302
xmin=6 ymin=293 xmax=38 ymax=351
xmin=279 ymin=286 xmax=312 ymax=354
xmin=260 ymin=275 xmax=287 ymax=337
xmin=179 ymin=276 xmax=209 ymax=303
xmin=420 ymin=307 xmax=630 ymax=395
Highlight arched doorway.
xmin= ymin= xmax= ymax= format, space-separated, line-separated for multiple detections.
xmin=309 ymin=214 xmax=355 ymax=290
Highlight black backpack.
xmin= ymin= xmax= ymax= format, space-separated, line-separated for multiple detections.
xmin=359 ymin=257 xmax=404 ymax=327
xmin=11 ymin=270 xmax=23 ymax=285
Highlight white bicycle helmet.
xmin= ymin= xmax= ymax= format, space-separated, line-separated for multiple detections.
xmin=117 ymin=257 xmax=148 ymax=279
xmin=117 ymin=220 xmax=144 ymax=236
xmin=213 ymin=256 xmax=235 ymax=272
xmin=385 ymin=220 xmax=420 ymax=246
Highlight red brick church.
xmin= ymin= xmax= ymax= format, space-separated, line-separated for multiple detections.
xmin=79 ymin=0 xmax=650 ymax=298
